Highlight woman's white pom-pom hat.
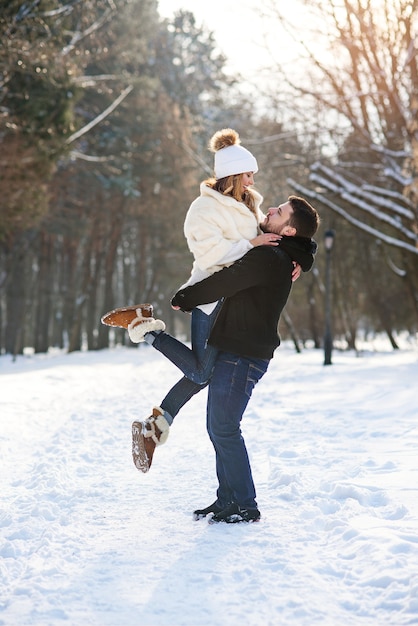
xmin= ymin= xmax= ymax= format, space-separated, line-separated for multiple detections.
xmin=214 ymin=144 xmax=258 ymax=180
xmin=210 ymin=128 xmax=258 ymax=180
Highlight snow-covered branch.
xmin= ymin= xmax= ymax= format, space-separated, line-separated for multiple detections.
xmin=308 ymin=172 xmax=416 ymax=243
xmin=310 ymin=162 xmax=415 ymax=221
xmin=287 ymin=178 xmax=418 ymax=257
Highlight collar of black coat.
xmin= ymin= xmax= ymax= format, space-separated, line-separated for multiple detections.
xmin=274 ymin=235 xmax=318 ymax=272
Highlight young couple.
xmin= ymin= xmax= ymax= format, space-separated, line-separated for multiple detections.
xmin=102 ymin=128 xmax=320 ymax=524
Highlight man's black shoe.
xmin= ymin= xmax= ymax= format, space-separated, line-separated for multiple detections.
xmin=193 ymin=501 xmax=225 ymax=520
xmin=209 ymin=502 xmax=261 ymax=524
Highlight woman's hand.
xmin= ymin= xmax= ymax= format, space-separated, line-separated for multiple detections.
xmin=250 ymin=233 xmax=282 ymax=247
xmin=292 ymin=262 xmax=302 ymax=282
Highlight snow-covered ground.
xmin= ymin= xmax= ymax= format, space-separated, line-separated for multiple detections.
xmin=1 ymin=338 xmax=418 ymax=626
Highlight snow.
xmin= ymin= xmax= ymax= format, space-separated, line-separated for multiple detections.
xmin=1 ymin=339 xmax=418 ymax=626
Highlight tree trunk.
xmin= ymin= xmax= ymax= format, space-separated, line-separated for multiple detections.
xmin=282 ymin=310 xmax=302 ymax=353
xmin=5 ymin=241 xmax=27 ymax=355
xmin=96 ymin=208 xmax=124 ymax=350
xmin=306 ymin=276 xmax=321 ymax=349
xmin=34 ymin=232 xmax=53 ymax=353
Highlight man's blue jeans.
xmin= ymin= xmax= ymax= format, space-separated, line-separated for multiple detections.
xmin=148 ymin=303 xmax=222 ymax=421
xmin=206 ymin=351 xmax=269 ymax=510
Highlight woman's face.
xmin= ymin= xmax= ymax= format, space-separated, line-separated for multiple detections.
xmin=241 ymin=172 xmax=254 ymax=194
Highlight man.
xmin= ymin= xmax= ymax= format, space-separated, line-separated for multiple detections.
xmin=131 ymin=195 xmax=320 ymax=524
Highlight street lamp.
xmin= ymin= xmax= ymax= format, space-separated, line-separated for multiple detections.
xmin=323 ymin=229 xmax=335 ymax=366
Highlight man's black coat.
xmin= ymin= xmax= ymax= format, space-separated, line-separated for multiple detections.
xmin=171 ymin=236 xmax=317 ymax=360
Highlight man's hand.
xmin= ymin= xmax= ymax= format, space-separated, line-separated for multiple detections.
xmin=292 ymin=262 xmax=302 ymax=282
xmin=250 ymin=233 xmax=282 ymax=247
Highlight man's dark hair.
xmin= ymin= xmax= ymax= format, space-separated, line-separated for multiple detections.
xmin=288 ymin=195 xmax=320 ymax=238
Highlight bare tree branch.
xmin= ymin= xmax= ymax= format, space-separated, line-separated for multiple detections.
xmin=61 ymin=5 xmax=114 ymax=56
xmin=65 ymin=85 xmax=133 ymax=145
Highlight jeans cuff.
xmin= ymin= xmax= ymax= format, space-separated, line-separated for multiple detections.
xmin=161 ymin=408 xmax=174 ymax=425
xmin=144 ymin=330 xmax=161 ymax=345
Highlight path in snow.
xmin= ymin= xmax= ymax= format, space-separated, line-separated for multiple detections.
xmin=1 ymin=343 xmax=418 ymax=625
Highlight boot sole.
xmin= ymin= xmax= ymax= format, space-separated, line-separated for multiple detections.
xmin=208 ymin=516 xmax=260 ymax=524
xmin=101 ymin=304 xmax=153 ymax=328
xmin=132 ymin=421 xmax=150 ymax=473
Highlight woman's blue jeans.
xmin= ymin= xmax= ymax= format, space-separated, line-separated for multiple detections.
xmin=206 ymin=351 xmax=269 ymax=510
xmin=149 ymin=302 xmax=222 ymax=421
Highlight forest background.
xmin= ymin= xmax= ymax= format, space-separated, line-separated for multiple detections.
xmin=0 ymin=0 xmax=417 ymax=357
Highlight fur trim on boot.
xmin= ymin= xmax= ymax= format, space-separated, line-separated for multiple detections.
xmin=128 ymin=317 xmax=166 ymax=343
xmin=145 ymin=407 xmax=170 ymax=445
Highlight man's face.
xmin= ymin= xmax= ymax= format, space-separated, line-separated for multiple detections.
xmin=261 ymin=202 xmax=294 ymax=235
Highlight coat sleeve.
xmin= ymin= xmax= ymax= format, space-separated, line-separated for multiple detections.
xmin=172 ymin=248 xmax=281 ymax=311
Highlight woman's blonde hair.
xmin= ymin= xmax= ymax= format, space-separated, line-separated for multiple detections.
xmin=204 ymin=174 xmax=257 ymax=216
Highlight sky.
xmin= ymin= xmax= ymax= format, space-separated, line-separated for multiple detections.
xmin=157 ymin=0 xmax=304 ymax=78
xmin=1 ymin=337 xmax=418 ymax=625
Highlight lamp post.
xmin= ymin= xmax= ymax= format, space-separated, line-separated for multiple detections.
xmin=323 ymin=229 xmax=335 ymax=366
